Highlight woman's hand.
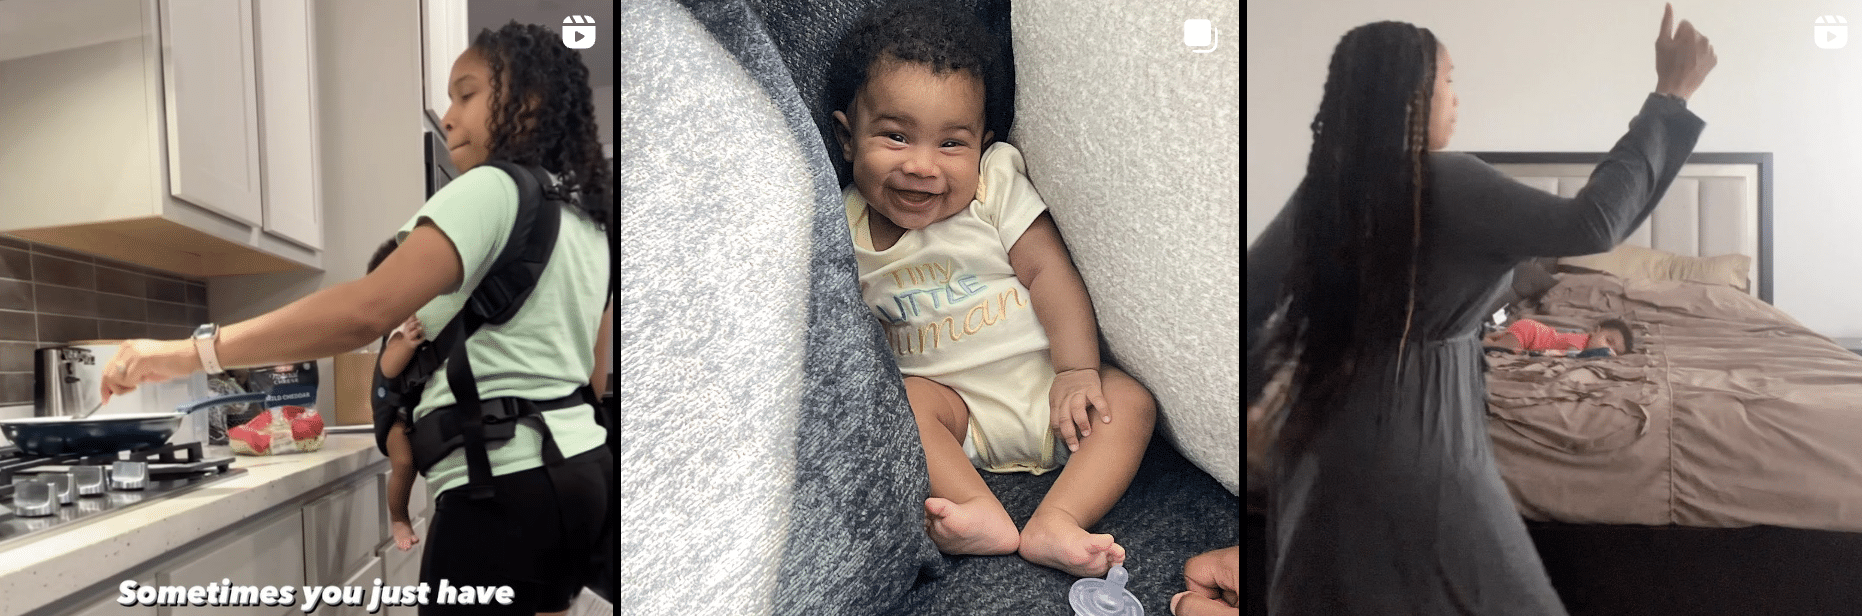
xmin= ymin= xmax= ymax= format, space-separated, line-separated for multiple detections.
xmin=100 ymin=339 xmax=204 ymax=404
xmin=1171 ymin=546 xmax=1241 ymax=616
xmin=1654 ymin=3 xmax=1717 ymax=101
xmin=1050 ymin=367 xmax=1109 ymax=453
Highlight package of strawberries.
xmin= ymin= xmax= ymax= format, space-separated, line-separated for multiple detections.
xmin=224 ymin=362 xmax=326 ymax=456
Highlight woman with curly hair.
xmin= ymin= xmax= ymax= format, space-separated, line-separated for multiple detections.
xmin=1245 ymin=5 xmax=1713 ymax=614
xmin=99 ymin=22 xmax=612 ymax=616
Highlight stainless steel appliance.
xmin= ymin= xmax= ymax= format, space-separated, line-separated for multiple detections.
xmin=0 ymin=441 xmax=243 ymax=547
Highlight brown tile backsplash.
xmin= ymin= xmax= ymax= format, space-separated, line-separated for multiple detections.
xmin=150 ymin=325 xmax=194 ymax=340
xmin=31 ymin=254 xmax=93 ymax=290
xmin=37 ymin=314 xmax=98 ymax=343
xmin=34 ymin=284 xmax=98 ymax=317
xmin=0 ymin=278 xmax=30 ymax=312
xmin=95 ymin=265 xmax=147 ymax=298
xmin=0 ymin=311 xmax=33 ymax=342
xmin=0 ymin=341 xmax=32 ymax=372
xmin=98 ymin=320 xmax=150 ymax=341
xmin=148 ymin=277 xmax=187 ymax=304
xmin=0 ymin=239 xmax=209 ymax=406
xmin=147 ymin=301 xmax=190 ymax=326
xmin=96 ymin=294 xmax=147 ymax=322
xmin=0 ymin=373 xmax=30 ymax=409
xmin=0 ymin=247 xmax=28 ymax=280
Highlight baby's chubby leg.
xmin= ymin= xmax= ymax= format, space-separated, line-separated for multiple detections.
xmin=905 ymin=376 xmax=1019 ymax=556
xmin=1020 ymin=365 xmax=1156 ymax=577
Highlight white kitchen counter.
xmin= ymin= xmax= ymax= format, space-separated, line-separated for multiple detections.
xmin=0 ymin=434 xmax=388 ymax=615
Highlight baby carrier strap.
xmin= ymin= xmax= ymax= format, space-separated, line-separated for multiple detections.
xmin=371 ymin=159 xmax=583 ymax=499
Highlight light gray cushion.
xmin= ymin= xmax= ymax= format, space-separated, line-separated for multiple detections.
xmin=1008 ymin=1 xmax=1242 ymax=494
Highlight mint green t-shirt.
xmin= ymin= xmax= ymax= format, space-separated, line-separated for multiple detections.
xmin=395 ymin=164 xmax=610 ymax=497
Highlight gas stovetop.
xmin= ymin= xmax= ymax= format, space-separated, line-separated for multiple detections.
xmin=0 ymin=442 xmax=245 ymax=548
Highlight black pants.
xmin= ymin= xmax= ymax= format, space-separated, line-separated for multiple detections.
xmin=419 ymin=446 xmax=613 ymax=615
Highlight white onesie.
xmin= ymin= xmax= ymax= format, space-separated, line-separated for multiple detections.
xmin=846 ymin=142 xmax=1066 ymax=474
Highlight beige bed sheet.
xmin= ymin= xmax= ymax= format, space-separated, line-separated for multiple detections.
xmin=1487 ymin=273 xmax=1862 ymax=530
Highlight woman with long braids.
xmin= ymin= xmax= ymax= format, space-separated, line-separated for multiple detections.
xmin=1241 ymin=5 xmax=1715 ymax=614
xmin=99 ymin=23 xmax=613 ymax=616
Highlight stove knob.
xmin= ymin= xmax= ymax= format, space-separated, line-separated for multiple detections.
xmin=109 ymin=461 xmax=148 ymax=491
xmin=41 ymin=473 xmax=74 ymax=505
xmin=73 ymin=466 xmax=107 ymax=497
xmin=10 ymin=479 xmax=55 ymax=517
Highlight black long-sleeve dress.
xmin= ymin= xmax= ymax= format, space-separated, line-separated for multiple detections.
xmin=1246 ymin=93 xmax=1706 ymax=614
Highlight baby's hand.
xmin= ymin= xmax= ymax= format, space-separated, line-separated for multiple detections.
xmin=392 ymin=316 xmax=425 ymax=347
xmin=1050 ymin=368 xmax=1110 ymax=454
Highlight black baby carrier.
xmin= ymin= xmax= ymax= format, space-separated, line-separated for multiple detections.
xmin=371 ymin=159 xmax=614 ymax=602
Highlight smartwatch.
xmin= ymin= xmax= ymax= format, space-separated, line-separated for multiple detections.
xmin=192 ymin=323 xmax=225 ymax=375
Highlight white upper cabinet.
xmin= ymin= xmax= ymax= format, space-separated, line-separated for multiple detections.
xmin=0 ymin=0 xmax=324 ymax=276
xmin=161 ymin=0 xmax=265 ymax=227
xmin=255 ymin=0 xmax=322 ymax=249
xmin=424 ymin=0 xmax=469 ymax=126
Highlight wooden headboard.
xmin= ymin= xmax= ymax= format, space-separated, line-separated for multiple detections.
xmin=1470 ymin=152 xmax=1775 ymax=304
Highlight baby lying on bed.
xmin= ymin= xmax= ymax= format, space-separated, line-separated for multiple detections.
xmin=830 ymin=2 xmax=1157 ymax=577
xmin=1486 ymin=317 xmax=1634 ymax=357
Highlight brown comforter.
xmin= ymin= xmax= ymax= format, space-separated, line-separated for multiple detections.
xmin=1487 ymin=273 xmax=1862 ymax=530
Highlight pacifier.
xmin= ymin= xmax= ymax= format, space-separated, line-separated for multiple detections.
xmin=1069 ymin=564 xmax=1143 ymax=616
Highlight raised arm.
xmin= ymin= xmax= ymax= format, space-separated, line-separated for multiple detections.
xmin=1432 ymin=3 xmax=1716 ymax=260
xmin=1429 ymin=95 xmax=1705 ymax=260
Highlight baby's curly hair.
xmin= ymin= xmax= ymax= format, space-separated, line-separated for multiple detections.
xmin=824 ymin=2 xmax=1014 ymax=152
xmin=1597 ymin=318 xmax=1636 ymax=354
xmin=469 ymin=22 xmax=612 ymax=238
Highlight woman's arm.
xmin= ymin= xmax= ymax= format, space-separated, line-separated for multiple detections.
xmin=222 ymin=224 xmax=462 ymax=365
xmin=102 ymin=223 xmax=463 ymax=399
xmin=1008 ymin=212 xmax=1098 ymax=373
xmin=1430 ymin=96 xmax=1705 ymax=261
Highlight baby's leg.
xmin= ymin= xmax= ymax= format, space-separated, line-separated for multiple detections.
xmin=906 ymin=376 xmax=1019 ymax=556
xmin=1019 ymin=365 xmax=1156 ymax=577
xmin=385 ymin=424 xmax=420 ymax=550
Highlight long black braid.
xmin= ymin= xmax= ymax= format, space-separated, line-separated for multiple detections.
xmin=1248 ymin=22 xmax=1437 ymax=470
xmin=470 ymin=22 xmax=612 ymax=238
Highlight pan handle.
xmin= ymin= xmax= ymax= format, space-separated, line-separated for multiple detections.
xmin=175 ymin=392 xmax=268 ymax=416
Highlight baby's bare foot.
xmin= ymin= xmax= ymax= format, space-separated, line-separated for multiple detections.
xmin=391 ymin=520 xmax=420 ymax=551
xmin=924 ymin=497 xmax=1019 ymax=556
xmin=1018 ymin=510 xmax=1125 ymax=577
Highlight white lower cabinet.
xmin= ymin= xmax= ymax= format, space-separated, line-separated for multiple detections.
xmin=65 ymin=590 xmax=159 ymax=616
xmin=302 ymin=475 xmax=384 ymax=589
xmin=313 ymin=554 xmax=385 ymax=616
xmin=47 ymin=466 xmax=396 ymax=616
xmin=166 ymin=510 xmax=307 ymax=616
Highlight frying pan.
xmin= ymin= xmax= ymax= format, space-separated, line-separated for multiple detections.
xmin=0 ymin=392 xmax=267 ymax=457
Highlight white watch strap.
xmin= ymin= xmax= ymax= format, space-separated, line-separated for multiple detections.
xmin=195 ymin=331 xmax=224 ymax=374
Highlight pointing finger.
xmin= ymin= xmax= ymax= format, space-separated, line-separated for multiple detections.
xmin=1660 ymin=3 xmax=1674 ymax=41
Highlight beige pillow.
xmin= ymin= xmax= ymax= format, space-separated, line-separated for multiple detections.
xmin=1558 ymin=244 xmax=1751 ymax=291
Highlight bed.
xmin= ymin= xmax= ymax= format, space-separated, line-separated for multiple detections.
xmin=1474 ymin=152 xmax=1862 ymax=615
xmin=1246 ymin=152 xmax=1862 ymax=616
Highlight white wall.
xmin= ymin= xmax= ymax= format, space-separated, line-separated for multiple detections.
xmin=1248 ymin=0 xmax=1862 ymax=336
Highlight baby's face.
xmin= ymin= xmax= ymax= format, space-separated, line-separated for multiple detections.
xmin=1590 ymin=328 xmax=1626 ymax=355
xmin=834 ymin=59 xmax=993 ymax=230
